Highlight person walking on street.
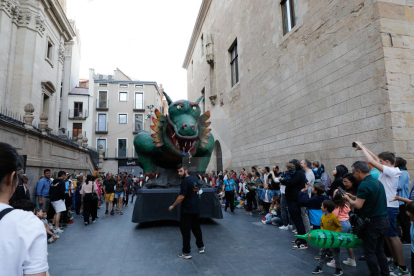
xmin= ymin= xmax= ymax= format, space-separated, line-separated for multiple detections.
xmin=50 ymin=171 xmax=67 ymax=233
xmin=103 ymin=173 xmax=115 ymax=215
xmin=169 ymin=164 xmax=204 ymax=259
xmin=80 ymin=175 xmax=99 ymax=225
xmin=123 ymin=172 xmax=132 ymax=207
xmin=37 ymin=169 xmax=52 ymax=213
xmin=114 ymin=175 xmax=124 ymax=215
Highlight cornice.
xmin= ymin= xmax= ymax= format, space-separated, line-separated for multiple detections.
xmin=42 ymin=0 xmax=75 ymax=42
xmin=182 ymin=0 xmax=212 ymax=69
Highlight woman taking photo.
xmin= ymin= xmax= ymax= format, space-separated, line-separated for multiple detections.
xmin=0 ymin=142 xmax=48 ymax=275
xmin=80 ymin=174 xmax=99 ymax=225
xmin=114 ymin=175 xmax=124 ymax=215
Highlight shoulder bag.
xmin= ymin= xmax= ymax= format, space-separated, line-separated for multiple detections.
xmin=351 ymin=179 xmax=381 ymax=237
xmin=91 ymin=182 xmax=99 ymax=201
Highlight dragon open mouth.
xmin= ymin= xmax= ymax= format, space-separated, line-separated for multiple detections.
xmin=167 ymin=117 xmax=199 ymax=154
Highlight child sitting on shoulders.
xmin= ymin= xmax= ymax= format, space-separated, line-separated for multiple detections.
xmin=262 ymin=196 xmax=282 ymax=225
xmin=313 ymin=200 xmax=342 ymax=275
xmin=299 ymin=183 xmax=328 ymax=229
xmin=312 ymin=161 xmax=324 ymax=181
xmin=280 ymin=163 xmax=296 ymax=184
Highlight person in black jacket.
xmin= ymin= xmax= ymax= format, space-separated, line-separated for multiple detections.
xmin=281 ymin=159 xmax=308 ymax=249
xmin=326 ymin=165 xmax=348 ymax=198
xmin=8 ymin=178 xmax=28 ymax=206
xmin=49 ymin=171 xmax=67 ymax=233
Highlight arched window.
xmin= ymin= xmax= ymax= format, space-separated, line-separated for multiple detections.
xmin=215 ymin=141 xmax=223 ymax=173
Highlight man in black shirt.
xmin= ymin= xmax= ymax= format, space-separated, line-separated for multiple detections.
xmin=103 ymin=173 xmax=116 ymax=215
xmin=169 ymin=164 xmax=204 ymax=259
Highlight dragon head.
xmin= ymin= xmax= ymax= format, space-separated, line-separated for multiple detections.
xmin=150 ymin=92 xmax=211 ymax=156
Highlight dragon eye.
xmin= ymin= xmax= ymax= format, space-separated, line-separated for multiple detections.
xmin=192 ymin=106 xmax=197 ymax=110
xmin=176 ymin=106 xmax=181 ymax=110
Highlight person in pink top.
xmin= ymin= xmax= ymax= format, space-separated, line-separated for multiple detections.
xmin=326 ymin=190 xmax=356 ymax=268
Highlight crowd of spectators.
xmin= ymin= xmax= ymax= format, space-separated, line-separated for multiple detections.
xmin=210 ymin=141 xmax=412 ymax=276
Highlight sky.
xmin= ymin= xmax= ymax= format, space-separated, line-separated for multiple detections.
xmin=66 ymin=0 xmax=202 ymax=101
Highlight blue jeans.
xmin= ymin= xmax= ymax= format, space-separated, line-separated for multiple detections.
xmin=72 ymin=195 xmax=76 ymax=211
xmin=361 ymin=216 xmax=390 ymax=276
xmin=265 ymin=214 xmax=283 ymax=224
xmin=340 ymin=221 xmax=352 ymax=233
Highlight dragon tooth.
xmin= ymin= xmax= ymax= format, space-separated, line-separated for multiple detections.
xmin=172 ymin=133 xmax=176 ymax=138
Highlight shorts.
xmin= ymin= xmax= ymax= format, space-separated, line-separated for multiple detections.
xmin=340 ymin=220 xmax=352 ymax=233
xmin=258 ymin=199 xmax=263 ymax=206
xmin=105 ymin=193 xmax=114 ymax=202
xmin=51 ymin=199 xmax=66 ymax=213
xmin=386 ymin=207 xmax=399 ymax=237
xmin=115 ymin=192 xmax=124 ymax=199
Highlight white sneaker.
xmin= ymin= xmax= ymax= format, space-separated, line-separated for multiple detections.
xmin=327 ymin=260 xmax=336 ymax=268
xmin=262 ymin=220 xmax=267 ymax=224
xmin=343 ymin=258 xmax=357 ymax=267
xmin=54 ymin=228 xmax=64 ymax=233
xmin=279 ymin=225 xmax=289 ymax=230
xmin=288 ymin=224 xmax=293 ymax=230
xmin=47 ymin=237 xmax=54 ymax=244
xmin=248 ymin=212 xmax=253 ymax=215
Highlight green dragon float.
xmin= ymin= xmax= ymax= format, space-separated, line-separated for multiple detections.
xmin=132 ymin=92 xmax=222 ymax=223
xmin=133 ymin=92 xmax=215 ymax=188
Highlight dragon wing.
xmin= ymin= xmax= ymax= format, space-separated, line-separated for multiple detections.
xmin=150 ymin=109 xmax=166 ymax=147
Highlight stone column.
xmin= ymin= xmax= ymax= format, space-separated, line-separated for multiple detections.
xmin=23 ymin=103 xmax=34 ymax=129
xmin=39 ymin=113 xmax=48 ymax=135
xmin=77 ymin=133 xmax=83 ymax=147
xmin=82 ymin=136 xmax=88 ymax=148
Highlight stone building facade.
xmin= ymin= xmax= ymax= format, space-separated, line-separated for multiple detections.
xmin=89 ymin=68 xmax=162 ymax=175
xmin=184 ymin=0 xmax=414 ymax=176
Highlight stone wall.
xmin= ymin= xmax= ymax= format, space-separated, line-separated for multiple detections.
xmin=185 ymin=0 xmax=414 ymax=178
xmin=0 ymin=119 xmax=97 ymax=201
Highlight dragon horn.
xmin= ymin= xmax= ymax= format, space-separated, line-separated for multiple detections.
xmin=163 ymin=91 xmax=173 ymax=105
xmin=154 ymin=109 xmax=162 ymax=117
xmin=196 ymin=95 xmax=204 ymax=104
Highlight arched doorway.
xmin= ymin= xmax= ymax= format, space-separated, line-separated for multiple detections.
xmin=215 ymin=141 xmax=223 ymax=173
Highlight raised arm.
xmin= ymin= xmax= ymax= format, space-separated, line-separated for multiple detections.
xmin=354 ymin=141 xmax=383 ymax=172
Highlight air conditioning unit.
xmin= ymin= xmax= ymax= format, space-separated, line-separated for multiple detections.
xmin=108 ymin=75 xmax=113 ymax=80
xmin=99 ymin=75 xmax=103 ymax=80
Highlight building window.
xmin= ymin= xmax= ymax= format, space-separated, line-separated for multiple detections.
xmin=74 ymin=102 xmax=83 ymax=118
xmin=98 ymin=91 xmax=108 ymax=108
xmin=229 ymin=39 xmax=239 ymax=87
xmin=99 ymin=83 xmax=108 ymax=87
xmin=134 ymin=114 xmax=144 ymax=132
xmin=281 ymin=0 xmax=297 ymax=35
xmin=117 ymin=139 xmax=127 ymax=158
xmin=97 ymin=139 xmax=107 ymax=157
xmin=201 ymin=34 xmax=204 ymax=56
xmin=119 ymin=92 xmax=128 ymax=101
xmin=119 ymin=84 xmax=129 ymax=88
xmin=47 ymin=41 xmax=53 ymax=60
xmin=73 ymin=123 xmax=82 ymax=140
xmin=134 ymin=92 xmax=144 ymax=109
xmin=201 ymin=88 xmax=205 ymax=113
xmin=118 ymin=114 xmax=127 ymax=124
xmin=97 ymin=114 xmax=107 ymax=131
xmin=135 ymin=84 xmax=143 ymax=88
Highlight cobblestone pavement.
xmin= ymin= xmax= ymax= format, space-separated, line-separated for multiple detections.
xmin=48 ymin=200 xmax=412 ymax=276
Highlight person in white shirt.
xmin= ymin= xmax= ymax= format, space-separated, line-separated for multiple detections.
xmin=301 ymin=159 xmax=315 ymax=197
xmin=354 ymin=141 xmax=408 ymax=275
xmin=0 ymin=142 xmax=48 ymax=276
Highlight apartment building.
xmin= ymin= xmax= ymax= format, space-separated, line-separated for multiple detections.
xmin=89 ymin=68 xmax=162 ymax=175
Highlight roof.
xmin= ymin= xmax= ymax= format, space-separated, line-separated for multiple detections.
xmin=182 ymin=0 xmax=212 ymax=69
xmin=69 ymin=87 xmax=89 ymax=96
xmin=116 ymin=67 xmax=132 ymax=81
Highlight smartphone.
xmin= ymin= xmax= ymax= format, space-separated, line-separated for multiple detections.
xmin=337 ymin=187 xmax=346 ymax=195
xmin=352 ymin=142 xmax=357 ymax=148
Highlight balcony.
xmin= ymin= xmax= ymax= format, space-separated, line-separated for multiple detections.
xmin=115 ymin=147 xmax=128 ymax=159
xmin=68 ymin=109 xmax=88 ymax=120
xmin=96 ymin=99 xmax=109 ymax=111
xmin=66 ymin=131 xmax=87 ymax=141
xmin=95 ymin=122 xmax=108 ymax=134
xmin=133 ymin=100 xmax=145 ymax=112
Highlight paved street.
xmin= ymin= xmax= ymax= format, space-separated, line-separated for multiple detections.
xmin=48 ymin=201 xmax=412 ymax=276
